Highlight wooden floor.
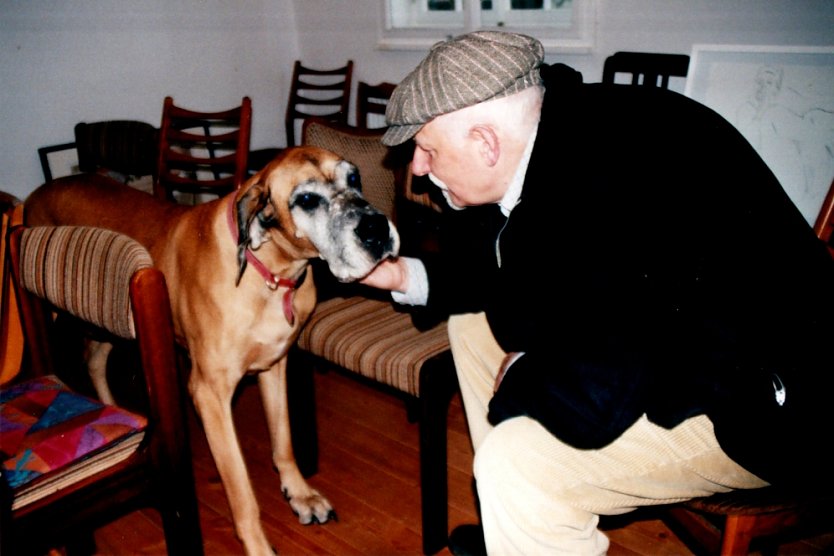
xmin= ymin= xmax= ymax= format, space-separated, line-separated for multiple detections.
xmin=93 ymin=365 xmax=834 ymax=556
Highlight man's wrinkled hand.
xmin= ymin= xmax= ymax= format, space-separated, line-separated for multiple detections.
xmin=360 ymin=257 xmax=408 ymax=292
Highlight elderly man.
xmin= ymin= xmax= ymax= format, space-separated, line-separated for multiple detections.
xmin=362 ymin=31 xmax=834 ymax=555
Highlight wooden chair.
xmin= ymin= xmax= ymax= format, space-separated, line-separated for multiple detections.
xmin=292 ymin=117 xmax=456 ymax=555
xmin=75 ymin=120 xmax=159 ymax=177
xmin=286 ymin=60 xmax=353 ymax=148
xmin=74 ymin=120 xmax=159 ymax=192
xmin=37 ymin=142 xmax=78 ymax=182
xmin=248 ymin=60 xmax=354 ymax=174
xmin=1 ymin=225 xmax=203 ymax=555
xmin=154 ymin=96 xmax=251 ymax=202
xmin=37 ymin=120 xmax=159 ymax=190
xmin=356 ymin=81 xmax=396 ymax=129
xmin=602 ymin=51 xmax=690 ymax=88
xmin=660 ymin=177 xmax=834 ymax=555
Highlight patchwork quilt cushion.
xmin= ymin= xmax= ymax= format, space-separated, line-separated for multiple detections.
xmin=0 ymin=375 xmax=147 ymax=492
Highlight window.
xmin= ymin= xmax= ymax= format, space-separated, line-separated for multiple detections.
xmin=381 ymin=0 xmax=595 ymax=53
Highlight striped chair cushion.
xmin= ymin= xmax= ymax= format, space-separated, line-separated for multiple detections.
xmin=297 ymin=296 xmax=449 ymax=397
xmin=19 ymin=226 xmax=153 ymax=339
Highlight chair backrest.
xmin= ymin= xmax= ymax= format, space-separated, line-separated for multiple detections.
xmin=814 ymin=177 xmax=834 ymax=258
xmin=602 ymin=51 xmax=690 ymax=89
xmin=74 ymin=120 xmax=159 ymax=182
xmin=155 ymin=96 xmax=252 ymax=202
xmin=11 ymin=227 xmax=159 ymax=376
xmin=286 ymin=61 xmax=353 ymax=148
xmin=301 ymin=117 xmax=398 ymax=220
xmin=356 ymin=81 xmax=396 ymax=129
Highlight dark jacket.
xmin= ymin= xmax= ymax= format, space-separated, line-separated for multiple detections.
xmin=422 ymin=63 xmax=834 ymax=487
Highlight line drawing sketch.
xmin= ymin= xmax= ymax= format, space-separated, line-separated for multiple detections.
xmin=686 ymin=46 xmax=834 ymax=225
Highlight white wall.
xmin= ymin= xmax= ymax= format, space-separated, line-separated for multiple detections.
xmin=2 ymin=0 xmax=833 ymax=200
xmin=0 ymin=0 xmax=298 ymax=200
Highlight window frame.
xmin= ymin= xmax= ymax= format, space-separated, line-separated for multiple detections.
xmin=378 ymin=0 xmax=596 ymax=54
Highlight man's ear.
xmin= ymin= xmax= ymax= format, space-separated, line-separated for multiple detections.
xmin=471 ymin=125 xmax=500 ymax=167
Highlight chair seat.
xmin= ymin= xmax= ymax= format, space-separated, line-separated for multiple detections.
xmin=683 ymin=486 xmax=828 ymax=516
xmin=297 ymin=296 xmax=449 ymax=398
xmin=1 ymin=375 xmax=147 ymax=512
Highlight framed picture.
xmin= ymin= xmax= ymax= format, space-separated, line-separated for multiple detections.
xmin=685 ymin=44 xmax=834 ymax=225
xmin=37 ymin=142 xmax=79 ymax=182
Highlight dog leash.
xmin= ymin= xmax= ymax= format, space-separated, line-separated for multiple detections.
xmin=226 ymin=195 xmax=304 ymax=326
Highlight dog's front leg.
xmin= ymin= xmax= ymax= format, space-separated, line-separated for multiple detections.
xmin=86 ymin=340 xmax=115 ymax=405
xmin=258 ymin=359 xmax=335 ymax=524
xmin=189 ymin=367 xmax=275 ymax=556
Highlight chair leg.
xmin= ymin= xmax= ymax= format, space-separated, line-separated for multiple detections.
xmin=418 ymin=351 xmax=459 ymax=555
xmin=159 ymin=478 xmax=204 ymax=556
xmin=720 ymin=515 xmax=758 ymax=555
xmin=288 ymin=347 xmax=319 ymax=478
xmin=720 ymin=512 xmax=803 ymax=556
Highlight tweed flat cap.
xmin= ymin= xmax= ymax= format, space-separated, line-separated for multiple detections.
xmin=382 ymin=31 xmax=544 ymax=146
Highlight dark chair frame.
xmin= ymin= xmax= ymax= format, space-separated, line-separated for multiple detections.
xmin=37 ymin=142 xmax=78 ymax=183
xmin=602 ymin=51 xmax=690 ymax=88
xmin=356 ymin=81 xmax=396 ymax=129
xmin=248 ymin=60 xmax=354 ymax=175
xmin=285 ymin=60 xmax=354 ymax=148
xmin=74 ymin=120 xmax=159 ymax=180
xmin=155 ymin=96 xmax=251 ymax=201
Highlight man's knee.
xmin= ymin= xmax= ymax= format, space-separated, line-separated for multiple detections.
xmin=474 ymin=417 xmax=539 ymax=490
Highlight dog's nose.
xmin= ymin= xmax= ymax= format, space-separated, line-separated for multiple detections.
xmin=355 ymin=213 xmax=391 ymax=259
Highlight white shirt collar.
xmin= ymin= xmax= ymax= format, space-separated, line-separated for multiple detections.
xmin=498 ymin=127 xmax=538 ymax=217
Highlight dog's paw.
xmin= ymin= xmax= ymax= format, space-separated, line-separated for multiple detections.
xmin=283 ymin=486 xmax=335 ymax=525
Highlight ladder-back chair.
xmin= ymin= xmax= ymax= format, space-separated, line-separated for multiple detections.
xmin=602 ymin=51 xmax=690 ymax=89
xmin=154 ymin=96 xmax=251 ymax=203
xmin=356 ymin=81 xmax=396 ymax=129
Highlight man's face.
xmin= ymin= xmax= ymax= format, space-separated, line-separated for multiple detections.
xmin=410 ymin=114 xmax=502 ymax=208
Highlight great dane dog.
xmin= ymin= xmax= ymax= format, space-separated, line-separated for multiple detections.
xmin=24 ymin=146 xmax=400 ymax=555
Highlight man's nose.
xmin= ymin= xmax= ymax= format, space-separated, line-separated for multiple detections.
xmin=411 ymin=151 xmax=429 ymax=176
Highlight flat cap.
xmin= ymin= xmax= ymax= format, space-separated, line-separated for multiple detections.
xmin=382 ymin=31 xmax=544 ymax=146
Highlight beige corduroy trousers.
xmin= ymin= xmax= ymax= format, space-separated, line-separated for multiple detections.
xmin=447 ymin=312 xmax=768 ymax=555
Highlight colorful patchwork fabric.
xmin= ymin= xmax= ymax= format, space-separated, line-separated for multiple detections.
xmin=0 ymin=375 xmax=147 ymax=490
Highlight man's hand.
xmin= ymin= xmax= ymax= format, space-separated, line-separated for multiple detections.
xmin=360 ymin=257 xmax=409 ymax=292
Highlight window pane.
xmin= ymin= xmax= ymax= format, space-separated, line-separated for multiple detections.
xmin=429 ymin=0 xmax=455 ymax=10
xmin=382 ymin=0 xmax=595 ymax=54
xmin=511 ymin=0 xmax=543 ymax=8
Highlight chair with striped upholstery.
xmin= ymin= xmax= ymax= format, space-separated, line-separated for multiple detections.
xmin=1 ymin=225 xmax=202 ymax=555
xmin=293 ymin=117 xmax=456 ymax=555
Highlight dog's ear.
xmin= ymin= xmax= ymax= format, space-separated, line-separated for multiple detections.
xmin=235 ymin=183 xmax=277 ymax=285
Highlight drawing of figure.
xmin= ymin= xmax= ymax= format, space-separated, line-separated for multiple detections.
xmin=735 ymin=64 xmax=834 ymax=222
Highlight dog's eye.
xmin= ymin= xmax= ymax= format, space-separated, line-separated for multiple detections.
xmin=291 ymin=192 xmax=323 ymax=211
xmin=347 ymin=171 xmax=361 ymax=191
